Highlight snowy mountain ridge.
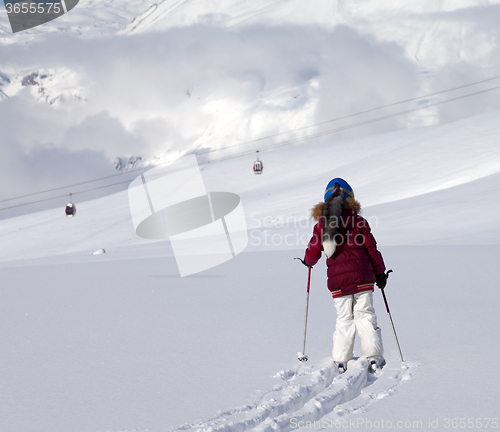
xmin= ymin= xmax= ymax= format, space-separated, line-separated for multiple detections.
xmin=0 ymin=67 xmax=85 ymax=105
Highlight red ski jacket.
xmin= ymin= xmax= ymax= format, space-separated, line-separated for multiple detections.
xmin=304 ymin=206 xmax=386 ymax=299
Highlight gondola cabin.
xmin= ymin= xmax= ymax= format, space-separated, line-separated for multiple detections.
xmin=253 ymin=151 xmax=263 ymax=175
xmin=65 ymin=193 xmax=76 ymax=217
xmin=65 ymin=203 xmax=76 ymax=217
xmin=253 ymin=160 xmax=263 ymax=174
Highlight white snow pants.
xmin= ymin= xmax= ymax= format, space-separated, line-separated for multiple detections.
xmin=332 ymin=291 xmax=383 ymax=363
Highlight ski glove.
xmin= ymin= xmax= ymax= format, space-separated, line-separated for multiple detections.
xmin=375 ymin=273 xmax=388 ymax=289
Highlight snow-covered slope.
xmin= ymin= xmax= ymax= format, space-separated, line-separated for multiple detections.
xmin=0 ymin=0 xmax=158 ymax=41
xmin=120 ymin=0 xmax=500 ymax=69
xmin=1 ymin=244 xmax=498 ymax=432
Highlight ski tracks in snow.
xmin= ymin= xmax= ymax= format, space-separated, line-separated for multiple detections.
xmin=173 ymin=357 xmax=419 ymax=432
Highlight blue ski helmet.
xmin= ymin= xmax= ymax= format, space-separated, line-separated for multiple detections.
xmin=324 ymin=178 xmax=354 ymax=201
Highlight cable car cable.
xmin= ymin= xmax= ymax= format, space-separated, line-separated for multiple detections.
xmin=199 ymin=83 xmax=500 ymax=164
xmin=0 ymin=179 xmax=133 ymax=212
xmin=0 ymin=164 xmax=156 ymax=205
xmin=194 ymin=74 xmax=500 ymax=156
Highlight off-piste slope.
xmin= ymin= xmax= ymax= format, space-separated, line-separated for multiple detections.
xmin=172 ymin=357 xmax=418 ymax=432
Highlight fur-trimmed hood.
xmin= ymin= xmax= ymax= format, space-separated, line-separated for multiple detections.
xmin=310 ymin=197 xmax=361 ymax=221
xmin=314 ymin=187 xmax=362 ymax=258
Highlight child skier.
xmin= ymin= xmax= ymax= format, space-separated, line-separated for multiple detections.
xmin=303 ymin=178 xmax=388 ymax=373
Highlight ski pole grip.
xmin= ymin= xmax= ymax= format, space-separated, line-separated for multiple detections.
xmin=294 ymin=257 xmax=312 ymax=268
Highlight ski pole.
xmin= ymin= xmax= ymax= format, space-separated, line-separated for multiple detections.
xmin=380 ymin=270 xmax=404 ymax=362
xmin=295 ymin=258 xmax=312 ymax=362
